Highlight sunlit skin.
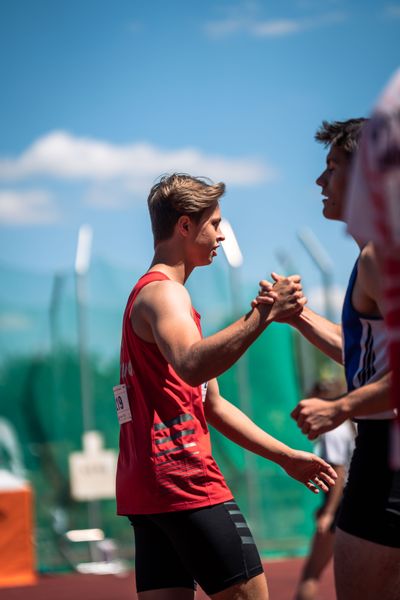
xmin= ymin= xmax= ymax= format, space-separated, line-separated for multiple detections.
xmin=253 ymin=138 xmax=400 ymax=600
xmin=129 ymin=190 xmax=338 ymax=600
xmin=316 ymin=146 xmax=351 ymax=222
xmin=184 ymin=203 xmax=226 ymax=268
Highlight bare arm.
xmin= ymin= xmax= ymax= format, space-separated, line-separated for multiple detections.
xmin=292 ymin=243 xmax=393 ymax=439
xmin=256 ymin=274 xmax=343 ymax=364
xmin=288 ymin=307 xmax=343 ymax=364
xmin=205 ymin=379 xmax=337 ymax=494
xmin=291 ymin=372 xmax=392 ymax=440
xmin=134 ymin=276 xmax=305 ymax=386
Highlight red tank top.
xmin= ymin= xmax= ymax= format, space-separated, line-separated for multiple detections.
xmin=116 ymin=271 xmax=232 ymax=514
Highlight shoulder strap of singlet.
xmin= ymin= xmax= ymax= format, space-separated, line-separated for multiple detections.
xmin=129 ymin=271 xmax=201 ymax=334
xmin=344 ymin=258 xmax=359 ymax=305
xmin=131 ymin=271 xmax=171 ymax=304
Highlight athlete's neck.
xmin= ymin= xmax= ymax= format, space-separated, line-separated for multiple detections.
xmin=149 ymin=247 xmax=194 ymax=284
xmin=354 ymin=236 xmax=367 ymax=251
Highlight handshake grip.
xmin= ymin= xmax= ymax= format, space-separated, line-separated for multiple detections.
xmin=253 ymin=272 xmax=307 ymax=323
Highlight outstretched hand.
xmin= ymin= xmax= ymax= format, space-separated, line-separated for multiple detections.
xmin=282 ymin=449 xmax=337 ymax=494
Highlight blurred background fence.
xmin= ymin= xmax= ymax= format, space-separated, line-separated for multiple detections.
xmin=0 ymin=257 xmax=337 ymax=572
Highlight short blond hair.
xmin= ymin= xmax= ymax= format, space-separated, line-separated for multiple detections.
xmin=147 ymin=173 xmax=225 ymax=243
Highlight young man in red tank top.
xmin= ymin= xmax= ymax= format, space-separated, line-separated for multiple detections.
xmin=117 ymin=173 xmax=337 ymax=600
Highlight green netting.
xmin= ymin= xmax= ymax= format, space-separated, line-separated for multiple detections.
xmin=0 ymin=260 xmax=324 ymax=570
xmin=212 ymin=324 xmax=319 ymax=557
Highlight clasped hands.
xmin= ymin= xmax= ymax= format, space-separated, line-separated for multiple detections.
xmin=251 ymin=272 xmax=307 ymax=322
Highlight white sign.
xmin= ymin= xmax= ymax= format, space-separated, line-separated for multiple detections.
xmin=69 ymin=431 xmax=117 ymax=501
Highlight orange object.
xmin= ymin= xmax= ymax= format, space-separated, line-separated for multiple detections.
xmin=0 ymin=485 xmax=36 ymax=587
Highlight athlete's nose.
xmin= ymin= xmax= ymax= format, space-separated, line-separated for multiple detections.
xmin=316 ymin=169 xmax=326 ymax=188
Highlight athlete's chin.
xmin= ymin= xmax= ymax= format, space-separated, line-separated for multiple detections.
xmin=197 ymin=256 xmax=214 ymax=267
xmin=322 ymin=206 xmax=343 ymax=222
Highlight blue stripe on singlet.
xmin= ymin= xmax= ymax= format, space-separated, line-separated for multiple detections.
xmin=342 ymin=261 xmax=363 ymax=391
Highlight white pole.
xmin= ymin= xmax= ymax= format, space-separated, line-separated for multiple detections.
xmin=74 ymin=225 xmax=101 ymax=544
xmin=220 ymin=219 xmax=262 ymax=533
xmin=297 ymin=227 xmax=336 ymax=322
xmin=75 ymin=225 xmax=93 ymax=434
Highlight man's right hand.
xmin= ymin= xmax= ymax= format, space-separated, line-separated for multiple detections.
xmin=255 ymin=272 xmax=307 ymax=322
xmin=291 ymin=397 xmax=346 ymax=440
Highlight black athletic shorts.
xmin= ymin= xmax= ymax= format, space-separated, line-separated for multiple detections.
xmin=128 ymin=499 xmax=264 ymax=595
xmin=337 ymin=420 xmax=400 ymax=547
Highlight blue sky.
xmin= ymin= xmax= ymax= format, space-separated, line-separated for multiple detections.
xmin=1 ymin=0 xmax=399 ymax=316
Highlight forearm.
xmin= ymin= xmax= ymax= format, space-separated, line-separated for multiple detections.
xmin=180 ymin=305 xmax=273 ymax=386
xmin=336 ymin=372 xmax=392 ymax=418
xmin=291 ymin=307 xmax=343 ymax=364
xmin=206 ymin=396 xmax=293 ymax=467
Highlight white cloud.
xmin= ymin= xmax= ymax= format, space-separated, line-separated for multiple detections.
xmin=252 ymin=19 xmax=302 ymax=37
xmin=384 ymin=4 xmax=400 ymax=17
xmin=0 ymin=131 xmax=275 ymax=190
xmin=205 ymin=11 xmax=346 ymax=38
xmin=0 ymin=189 xmax=60 ymax=225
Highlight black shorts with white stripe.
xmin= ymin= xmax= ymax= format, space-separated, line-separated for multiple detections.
xmin=128 ymin=499 xmax=264 ymax=595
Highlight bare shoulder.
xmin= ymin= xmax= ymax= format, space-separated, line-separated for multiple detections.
xmin=358 ymin=242 xmax=380 ymax=288
xmin=131 ymin=278 xmax=192 ymax=341
xmin=356 ymin=242 xmax=383 ymax=312
xmin=135 ymin=278 xmax=192 ymax=317
xmin=359 ymin=242 xmax=378 ymax=270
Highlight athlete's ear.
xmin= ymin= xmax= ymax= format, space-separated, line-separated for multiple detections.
xmin=177 ymin=215 xmax=191 ymax=236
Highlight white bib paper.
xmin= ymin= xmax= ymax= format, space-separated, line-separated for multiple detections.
xmin=201 ymin=381 xmax=208 ymax=403
xmin=113 ymin=384 xmax=132 ymax=424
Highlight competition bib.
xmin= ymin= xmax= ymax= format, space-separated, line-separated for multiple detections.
xmin=113 ymin=384 xmax=133 ymax=424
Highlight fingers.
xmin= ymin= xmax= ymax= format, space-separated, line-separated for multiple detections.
xmin=259 ymin=279 xmax=273 ymax=288
xmin=315 ymin=460 xmax=338 ymax=484
xmin=270 ymin=272 xmax=302 ymax=284
xmin=291 ymin=405 xmax=300 ymax=420
xmin=252 ymin=280 xmax=277 ymax=309
xmin=310 ymin=470 xmax=336 ymax=493
xmin=319 ymin=470 xmax=337 ymax=487
xmin=251 ymin=295 xmax=275 ymax=307
xmin=306 ymin=469 xmax=336 ymax=494
xmin=291 ymin=401 xmax=305 ymax=422
xmin=305 ymin=481 xmax=320 ymax=494
xmin=291 ymin=404 xmax=324 ymax=440
xmin=288 ymin=274 xmax=301 ymax=283
xmin=271 ymin=272 xmax=282 ymax=283
xmin=311 ymin=476 xmax=329 ymax=493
